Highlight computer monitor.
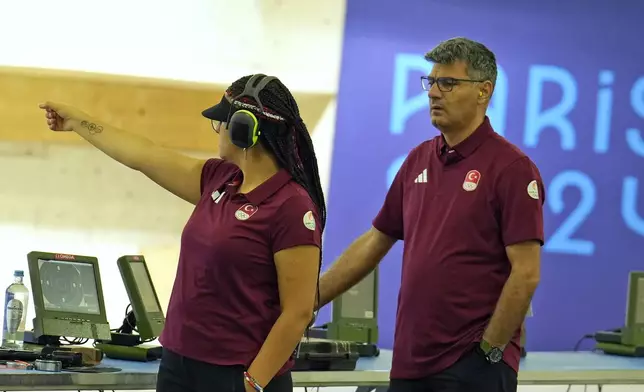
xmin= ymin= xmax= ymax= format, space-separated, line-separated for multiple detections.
xmin=595 ymin=271 xmax=644 ymax=356
xmin=117 ymin=255 xmax=165 ymax=340
xmin=327 ymin=268 xmax=379 ymax=343
xmin=27 ymin=251 xmax=111 ymax=341
xmin=623 ymin=271 xmax=644 ymax=347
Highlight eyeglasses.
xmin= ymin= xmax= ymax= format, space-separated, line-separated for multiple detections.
xmin=420 ymin=76 xmax=486 ymax=92
xmin=211 ymin=120 xmax=222 ymax=134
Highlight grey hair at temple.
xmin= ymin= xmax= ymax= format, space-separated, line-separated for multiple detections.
xmin=425 ymin=37 xmax=498 ymax=87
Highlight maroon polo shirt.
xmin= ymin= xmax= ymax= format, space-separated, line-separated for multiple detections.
xmin=373 ymin=117 xmax=545 ymax=379
xmin=159 ymin=158 xmax=322 ymax=374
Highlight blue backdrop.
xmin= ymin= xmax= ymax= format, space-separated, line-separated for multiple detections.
xmin=324 ymin=0 xmax=644 ymax=351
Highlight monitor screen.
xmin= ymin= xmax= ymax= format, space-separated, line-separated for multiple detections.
xmin=636 ymin=277 xmax=644 ymax=324
xmin=130 ymin=261 xmax=161 ymax=313
xmin=340 ymin=271 xmax=375 ymax=319
xmin=37 ymin=258 xmax=101 ymax=315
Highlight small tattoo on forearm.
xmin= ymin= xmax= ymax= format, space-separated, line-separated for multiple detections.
xmin=80 ymin=120 xmax=104 ymax=135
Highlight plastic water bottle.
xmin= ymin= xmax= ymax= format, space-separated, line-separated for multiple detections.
xmin=2 ymin=271 xmax=30 ymax=349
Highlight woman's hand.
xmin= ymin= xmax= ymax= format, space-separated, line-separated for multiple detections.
xmin=244 ymin=382 xmax=256 ymax=392
xmin=38 ymin=102 xmax=88 ymax=132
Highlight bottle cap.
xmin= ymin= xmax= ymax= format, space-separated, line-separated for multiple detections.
xmin=14 ymin=270 xmax=24 ymax=277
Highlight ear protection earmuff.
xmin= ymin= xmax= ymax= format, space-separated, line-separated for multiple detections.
xmin=226 ymin=74 xmax=277 ymax=149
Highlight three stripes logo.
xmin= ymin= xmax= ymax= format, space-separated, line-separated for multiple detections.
xmin=414 ymin=169 xmax=428 ymax=183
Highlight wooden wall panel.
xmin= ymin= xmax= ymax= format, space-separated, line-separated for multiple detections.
xmin=0 ymin=67 xmax=332 ymax=152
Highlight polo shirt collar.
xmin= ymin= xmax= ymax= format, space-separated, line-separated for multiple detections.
xmin=225 ymin=168 xmax=292 ymax=205
xmin=437 ymin=116 xmax=494 ymax=164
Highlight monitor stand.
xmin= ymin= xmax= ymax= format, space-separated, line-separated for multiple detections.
xmin=32 ymin=316 xmax=111 ymax=341
xmin=95 ymin=340 xmax=162 ymax=362
xmin=595 ymin=271 xmax=644 ymax=357
xmin=326 ymin=270 xmax=379 ymax=347
xmin=595 ymin=328 xmax=644 ymax=356
xmin=23 ymin=331 xmax=62 ymax=346
xmin=94 ymin=312 xmax=162 ymax=362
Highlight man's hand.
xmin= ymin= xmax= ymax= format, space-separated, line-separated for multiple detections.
xmin=483 ymin=240 xmax=540 ymax=347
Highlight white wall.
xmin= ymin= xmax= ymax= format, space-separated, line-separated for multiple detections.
xmin=0 ymin=142 xmax=192 ymax=329
xmin=311 ymin=99 xmax=338 ymax=202
xmin=0 ymin=0 xmax=346 ymax=93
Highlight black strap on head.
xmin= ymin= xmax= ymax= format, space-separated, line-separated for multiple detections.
xmin=227 ymin=74 xmax=277 ymax=123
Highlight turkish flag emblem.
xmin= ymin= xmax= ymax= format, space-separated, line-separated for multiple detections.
xmin=462 ymin=170 xmax=481 ymax=192
xmin=235 ymin=204 xmax=259 ymax=221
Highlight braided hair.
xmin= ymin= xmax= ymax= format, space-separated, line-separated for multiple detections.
xmin=226 ymin=75 xmax=327 ymax=231
xmin=227 ymin=75 xmax=326 ymax=317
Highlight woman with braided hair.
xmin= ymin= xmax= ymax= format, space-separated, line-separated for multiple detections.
xmin=39 ymin=74 xmax=325 ymax=392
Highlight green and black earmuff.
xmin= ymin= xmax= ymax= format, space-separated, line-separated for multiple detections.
xmin=226 ymin=74 xmax=277 ymax=149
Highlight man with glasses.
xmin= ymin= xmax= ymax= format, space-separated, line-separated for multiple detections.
xmin=317 ymin=37 xmax=544 ymax=392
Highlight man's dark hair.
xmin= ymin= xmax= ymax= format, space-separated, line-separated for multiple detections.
xmin=425 ymin=37 xmax=498 ymax=87
xmin=226 ymin=74 xmax=327 ymax=232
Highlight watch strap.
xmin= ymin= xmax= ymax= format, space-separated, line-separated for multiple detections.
xmin=480 ymin=339 xmax=492 ymax=354
xmin=480 ymin=339 xmax=506 ymax=353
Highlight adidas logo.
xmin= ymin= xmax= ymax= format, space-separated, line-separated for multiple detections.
xmin=414 ymin=168 xmax=428 ymax=183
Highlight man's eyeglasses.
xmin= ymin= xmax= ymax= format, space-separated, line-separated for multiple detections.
xmin=421 ymin=76 xmax=485 ymax=92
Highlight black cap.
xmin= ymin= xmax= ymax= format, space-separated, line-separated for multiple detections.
xmin=202 ymin=94 xmax=232 ymax=122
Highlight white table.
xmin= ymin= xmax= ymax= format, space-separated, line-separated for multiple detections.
xmin=0 ymin=351 xmax=643 ymax=390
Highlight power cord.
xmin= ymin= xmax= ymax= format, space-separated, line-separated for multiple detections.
xmin=115 ymin=304 xmax=136 ymax=334
xmin=59 ymin=336 xmax=89 ymax=345
xmin=92 ymin=304 xmax=155 ymax=347
xmin=573 ymin=333 xmax=596 ymax=352
xmin=115 ymin=304 xmax=156 ymax=344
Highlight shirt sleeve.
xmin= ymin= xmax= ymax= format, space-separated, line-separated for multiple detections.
xmin=271 ymin=194 xmax=322 ymax=253
xmin=200 ymin=158 xmax=224 ymax=195
xmin=372 ymin=159 xmax=407 ymax=240
xmin=200 ymin=158 xmax=241 ymax=196
xmin=496 ymin=157 xmax=546 ymax=246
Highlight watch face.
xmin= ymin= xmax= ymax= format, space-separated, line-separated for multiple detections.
xmin=488 ymin=348 xmax=503 ymax=363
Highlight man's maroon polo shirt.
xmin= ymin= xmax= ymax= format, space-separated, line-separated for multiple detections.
xmin=159 ymin=158 xmax=322 ymax=374
xmin=373 ymin=117 xmax=545 ymax=379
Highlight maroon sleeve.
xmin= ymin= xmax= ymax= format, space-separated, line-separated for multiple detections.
xmin=372 ymin=160 xmax=407 ymax=240
xmin=200 ymin=158 xmax=224 ymax=195
xmin=200 ymin=158 xmax=242 ymax=197
xmin=496 ymin=157 xmax=546 ymax=246
xmin=271 ymin=194 xmax=322 ymax=253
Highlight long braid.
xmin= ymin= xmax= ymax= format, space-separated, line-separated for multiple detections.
xmin=227 ymin=75 xmax=327 ymax=315
xmin=227 ymin=75 xmax=327 ymax=231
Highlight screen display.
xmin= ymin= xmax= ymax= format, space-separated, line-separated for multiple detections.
xmin=37 ymin=259 xmax=101 ymax=315
xmin=340 ymin=271 xmax=375 ymax=319
xmin=130 ymin=262 xmax=161 ymax=313
xmin=636 ymin=277 xmax=644 ymax=324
